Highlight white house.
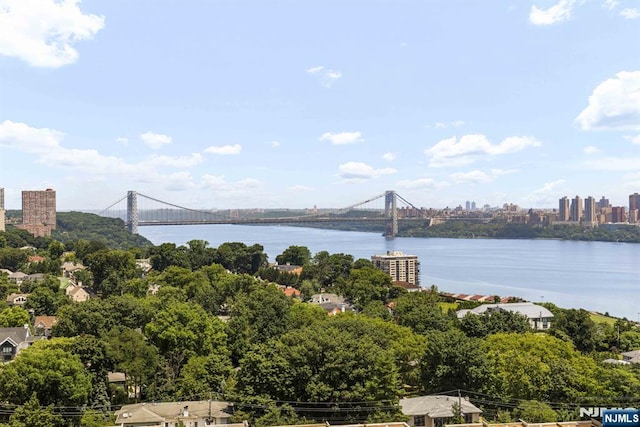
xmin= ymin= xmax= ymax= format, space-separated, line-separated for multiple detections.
xmin=400 ymin=395 xmax=482 ymax=427
xmin=456 ymin=302 xmax=554 ymax=330
xmin=114 ymin=400 xmax=239 ymax=427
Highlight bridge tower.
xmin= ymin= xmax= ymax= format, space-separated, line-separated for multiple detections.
xmin=384 ymin=190 xmax=398 ymax=238
xmin=127 ymin=191 xmax=138 ymax=234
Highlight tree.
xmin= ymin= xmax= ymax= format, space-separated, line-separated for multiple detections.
xmin=0 ymin=346 xmax=92 ymax=406
xmin=393 ymin=292 xmax=452 ymax=334
xmin=0 ymin=306 xmax=30 ymax=327
xmin=7 ymin=394 xmax=65 ymax=427
xmin=420 ymin=329 xmax=488 ymax=393
xmin=212 ymin=242 xmax=267 ymax=274
xmin=338 ymin=266 xmax=394 ymax=309
xmin=228 ymin=285 xmax=293 ymax=363
xmin=23 ymin=286 xmax=58 ymax=316
xmin=85 ymin=249 xmax=137 ymax=296
xmin=275 ymin=245 xmax=311 ymax=266
xmin=176 ymin=353 xmax=233 ymax=400
xmin=145 ymin=302 xmax=228 ymax=379
xmin=514 ymin=400 xmax=558 ymax=423
xmin=551 ymin=308 xmax=598 ymax=352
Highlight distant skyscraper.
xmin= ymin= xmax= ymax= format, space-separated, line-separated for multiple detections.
xmin=611 ymin=206 xmax=626 ymax=223
xmin=598 ymin=196 xmax=610 ymax=209
xmin=570 ymin=195 xmax=582 ymax=222
xmin=19 ymin=189 xmax=57 ymax=237
xmin=558 ymin=196 xmax=570 ymax=221
xmin=584 ymin=196 xmax=596 ymax=224
xmin=371 ymin=251 xmax=420 ymax=285
xmin=0 ymin=187 xmax=4 ymax=232
xmin=630 ymin=193 xmax=640 ymax=212
xmin=471 ymin=201 xmax=476 ymax=211
xmin=465 ymin=201 xmax=471 ymax=211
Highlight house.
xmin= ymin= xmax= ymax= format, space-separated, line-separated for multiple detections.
xmin=621 ymin=349 xmax=640 ymax=364
xmin=0 ymin=325 xmax=42 ymax=362
xmin=393 ymin=280 xmax=421 ymax=293
xmin=272 ymin=263 xmax=303 ymax=275
xmin=309 ymin=293 xmax=355 ymax=315
xmin=282 ymin=286 xmax=301 ymax=298
xmin=27 ymin=255 xmax=46 ymax=263
xmin=114 ymin=400 xmax=239 ymax=427
xmin=6 ymin=293 xmax=29 ymax=306
xmin=60 ymin=261 xmax=86 ymax=278
xmin=33 ymin=316 xmax=58 ymax=337
xmin=456 ymin=302 xmax=554 ymax=330
xmin=400 ymin=395 xmax=482 ymax=427
xmin=7 ymin=271 xmax=27 ymax=285
xmin=66 ymin=284 xmax=91 ymax=302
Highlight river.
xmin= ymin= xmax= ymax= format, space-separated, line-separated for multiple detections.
xmin=139 ymin=224 xmax=640 ymax=320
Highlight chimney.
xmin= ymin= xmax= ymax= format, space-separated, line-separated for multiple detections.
xmin=183 ymin=406 xmax=189 ymax=417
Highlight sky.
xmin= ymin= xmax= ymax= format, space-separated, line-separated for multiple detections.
xmin=0 ymin=0 xmax=639 ymax=212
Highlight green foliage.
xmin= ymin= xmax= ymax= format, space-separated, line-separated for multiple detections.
xmin=275 ymin=245 xmax=311 ymax=266
xmin=176 ymin=353 xmax=233 ymax=400
xmin=460 ymin=310 xmax=531 ymax=338
xmin=0 ymin=306 xmax=30 ymax=327
xmin=211 ymin=242 xmax=268 ymax=274
xmin=420 ymin=329 xmax=488 ymax=393
xmin=0 ymin=346 xmax=92 ymax=406
xmin=551 ymin=308 xmax=599 ymax=352
xmin=337 ymin=265 xmax=395 ymax=309
xmin=393 ymin=291 xmax=453 ymax=334
xmin=514 ymin=400 xmax=558 ymax=423
xmin=85 ymin=249 xmax=137 ymax=296
xmin=7 ymin=394 xmax=65 ymax=427
xmin=52 ymin=212 xmax=152 ymax=249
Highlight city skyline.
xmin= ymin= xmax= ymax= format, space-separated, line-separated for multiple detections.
xmin=0 ymin=1 xmax=639 ymax=211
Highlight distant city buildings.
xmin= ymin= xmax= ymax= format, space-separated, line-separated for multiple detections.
xmin=371 ymin=251 xmax=420 ymax=286
xmin=0 ymin=187 xmax=5 ymax=232
xmin=17 ymin=189 xmax=57 ymax=237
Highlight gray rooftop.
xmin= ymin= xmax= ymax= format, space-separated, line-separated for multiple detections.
xmin=400 ymin=395 xmax=482 ymax=418
xmin=457 ymin=302 xmax=553 ymax=319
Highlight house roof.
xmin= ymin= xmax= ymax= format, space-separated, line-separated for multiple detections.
xmin=621 ymin=349 xmax=640 ymax=363
xmin=34 ymin=316 xmax=58 ymax=329
xmin=114 ymin=400 xmax=233 ymax=425
xmin=393 ymin=281 xmax=421 ymax=290
xmin=0 ymin=326 xmax=31 ymax=347
xmin=457 ymin=302 xmax=553 ymax=320
xmin=6 ymin=293 xmax=29 ymax=304
xmin=400 ymin=395 xmax=482 ymax=418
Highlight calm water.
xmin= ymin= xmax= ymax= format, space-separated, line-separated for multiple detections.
xmin=139 ymin=224 xmax=640 ymax=320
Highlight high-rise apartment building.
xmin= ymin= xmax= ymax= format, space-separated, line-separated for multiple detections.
xmin=19 ymin=189 xmax=57 ymax=237
xmin=598 ymin=196 xmax=610 ymax=209
xmin=0 ymin=187 xmax=5 ymax=232
xmin=558 ymin=196 xmax=570 ymax=221
xmin=584 ymin=196 xmax=596 ymax=225
xmin=570 ymin=195 xmax=582 ymax=222
xmin=371 ymin=251 xmax=420 ymax=286
xmin=611 ymin=206 xmax=626 ymax=223
xmin=630 ymin=193 xmax=640 ymax=213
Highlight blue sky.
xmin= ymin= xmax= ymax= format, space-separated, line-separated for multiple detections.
xmin=0 ymin=0 xmax=639 ymax=211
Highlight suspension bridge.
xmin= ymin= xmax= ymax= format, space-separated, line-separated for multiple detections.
xmin=99 ymin=190 xmax=432 ymax=238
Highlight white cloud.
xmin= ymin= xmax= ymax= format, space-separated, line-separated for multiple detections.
xmin=140 ymin=131 xmax=172 ymax=149
xmin=271 ymin=140 xmax=280 ymax=148
xmin=149 ymin=153 xmax=204 ymax=168
xmin=603 ymin=0 xmax=619 ymax=10
xmin=524 ymin=179 xmax=566 ymax=205
xmin=337 ymin=161 xmax=396 ymax=181
xmin=427 ymin=120 xmax=466 ymax=129
xmin=450 ymin=170 xmax=493 ymax=184
xmin=201 ymin=174 xmax=262 ymax=192
xmin=626 ymin=135 xmax=640 ymax=145
xmin=620 ymin=8 xmax=640 ymax=18
xmin=382 ymin=152 xmax=396 ymax=161
xmin=319 ymin=131 xmax=364 ymax=145
xmin=0 ymin=120 xmax=201 ymax=186
xmin=583 ymin=156 xmax=640 ymax=171
xmin=425 ymin=134 xmax=542 ymax=167
xmin=583 ymin=145 xmax=600 ymax=154
xmin=287 ymin=185 xmax=313 ymax=191
xmin=396 ymin=178 xmax=444 ymax=190
xmin=491 ymin=168 xmax=519 ymax=176
xmin=116 ymin=137 xmax=128 ymax=145
xmin=204 ymin=144 xmax=242 ymax=155
xmin=164 ymin=172 xmax=196 ymax=191
xmin=530 ymin=0 xmax=577 ymax=25
xmin=307 ymin=65 xmax=342 ymax=88
xmin=0 ymin=0 xmax=105 ymax=67
xmin=575 ymin=71 xmax=640 ymax=131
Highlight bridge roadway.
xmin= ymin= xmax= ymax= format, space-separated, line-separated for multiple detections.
xmin=132 ymin=216 xmax=431 ymax=226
